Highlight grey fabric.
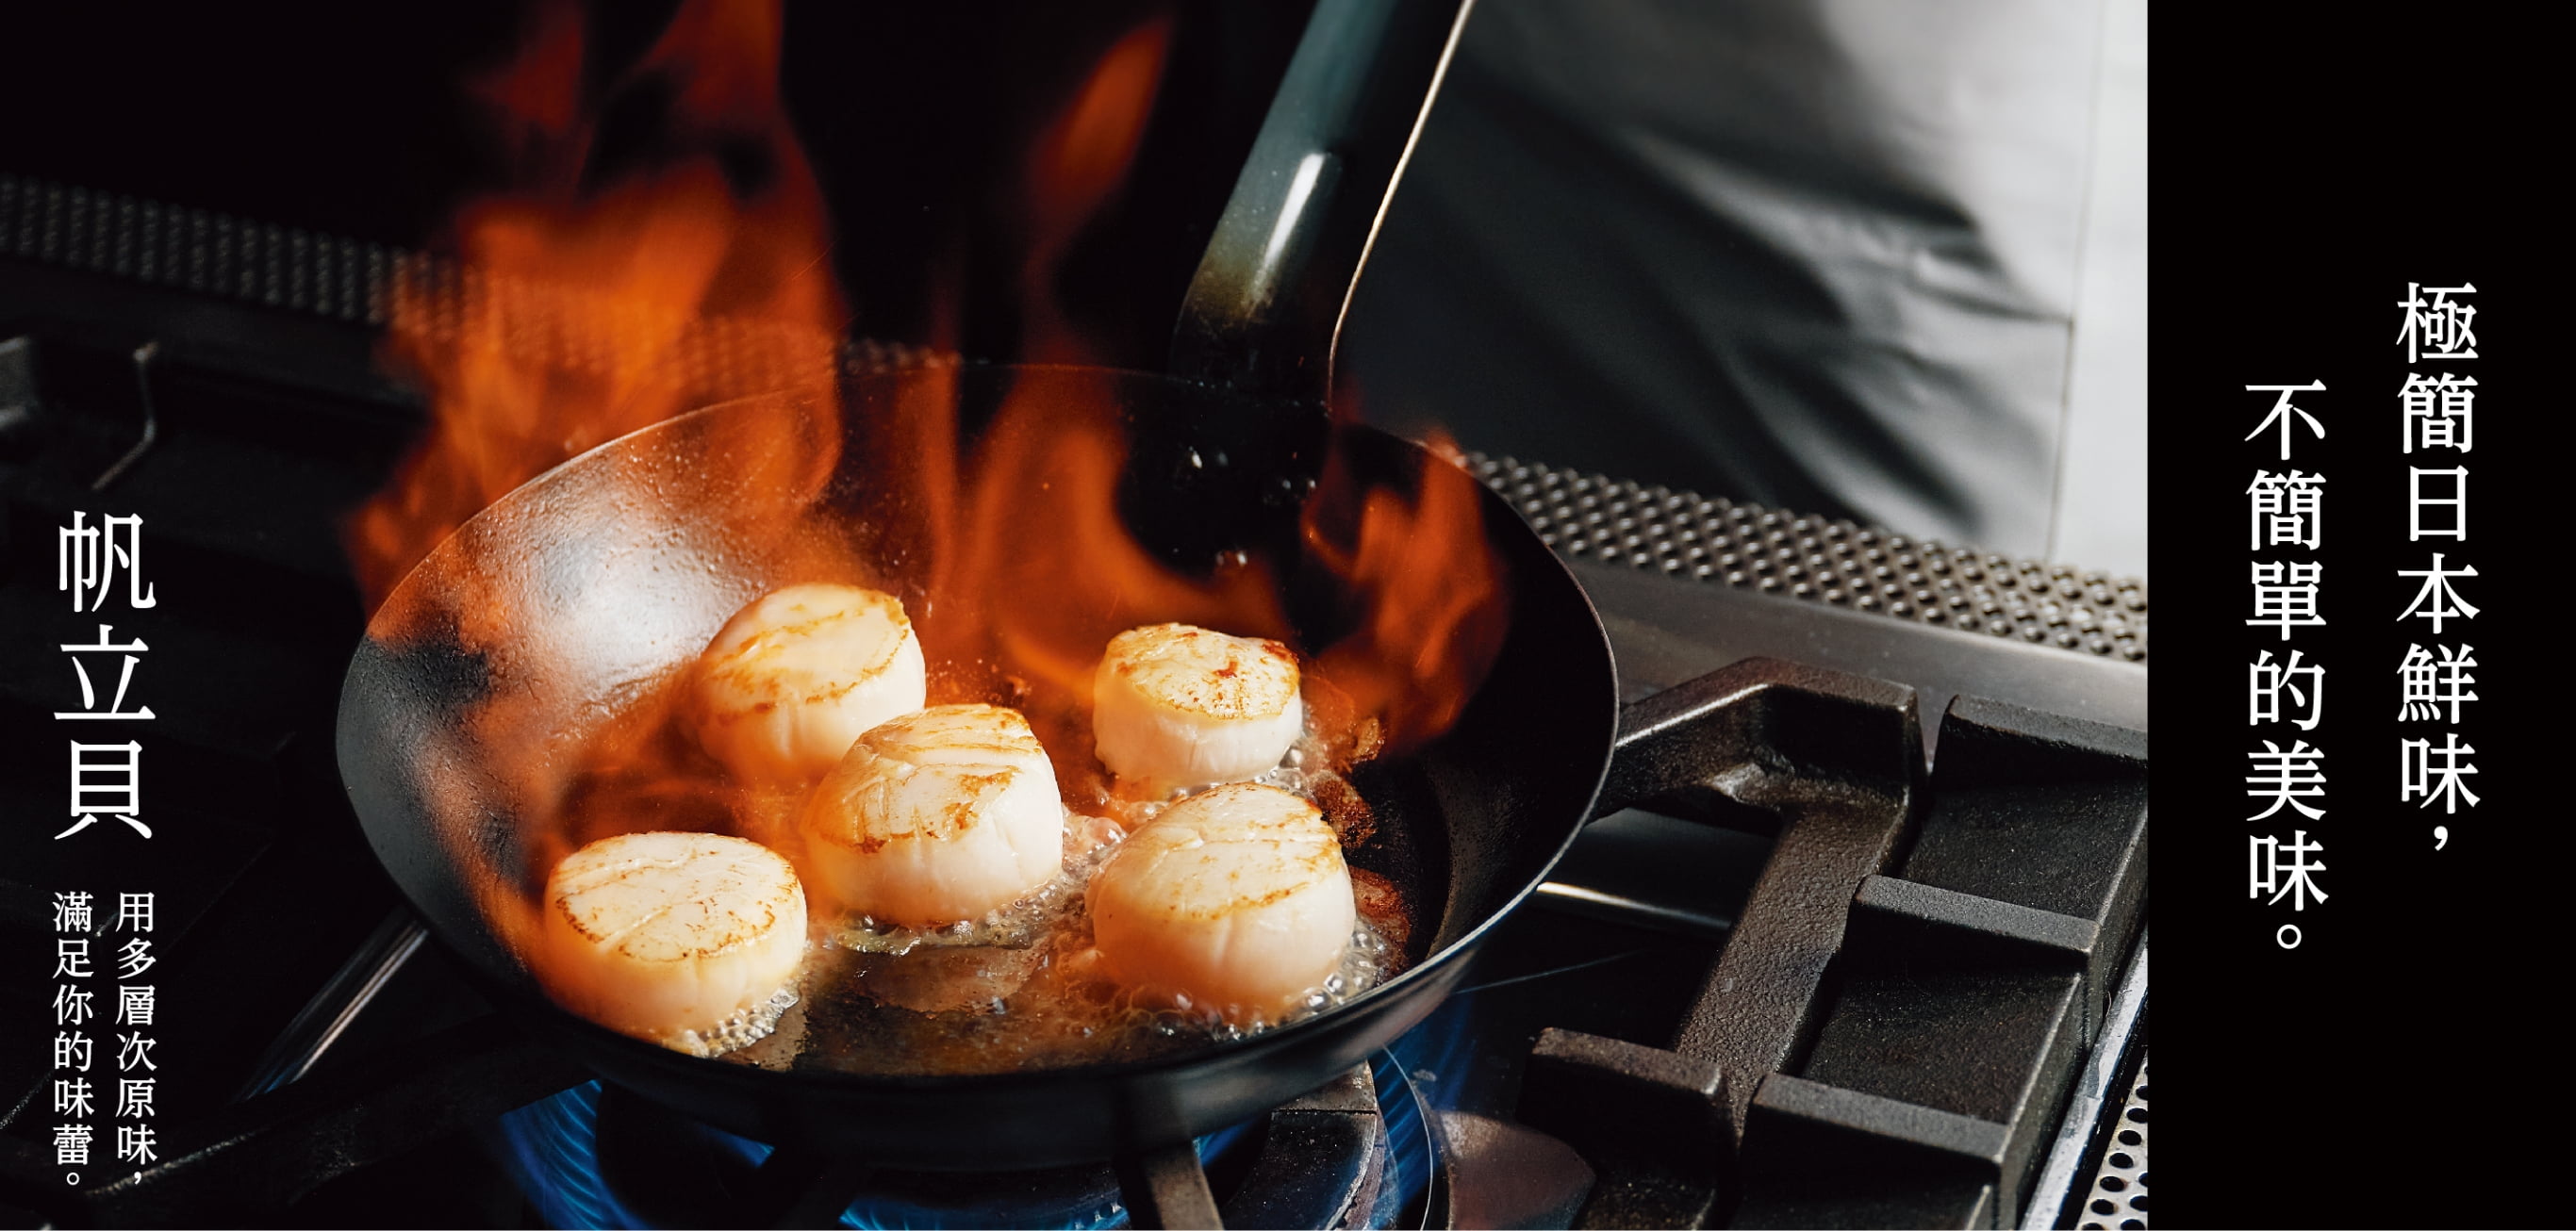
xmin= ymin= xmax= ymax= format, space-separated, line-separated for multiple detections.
xmin=1343 ymin=0 xmax=2114 ymax=558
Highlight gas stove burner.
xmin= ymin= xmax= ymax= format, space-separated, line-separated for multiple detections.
xmin=494 ymin=1049 xmax=1438 ymax=1230
xmin=501 ymin=1080 xmax=1143 ymax=1230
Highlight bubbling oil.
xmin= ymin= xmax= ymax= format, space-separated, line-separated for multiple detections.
xmin=718 ymin=910 xmax=1401 ymax=1075
xmin=667 ymin=984 xmax=801 ymax=1059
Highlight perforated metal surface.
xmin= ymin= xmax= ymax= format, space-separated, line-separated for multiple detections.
xmin=1 ymin=172 xmax=392 ymax=322
xmin=1464 ymin=454 xmax=2149 ymax=661
xmin=2077 ymin=1057 xmax=2148 ymax=1229
xmin=0 ymin=172 xmax=949 ymax=397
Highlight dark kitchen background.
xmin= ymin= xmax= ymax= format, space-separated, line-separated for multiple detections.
xmin=0 ymin=1 xmax=1301 ymax=374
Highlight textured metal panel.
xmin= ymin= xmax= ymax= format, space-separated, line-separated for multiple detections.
xmin=0 ymin=172 xmax=947 ymax=392
xmin=1463 ymin=453 xmax=2148 ymax=661
xmin=2 ymin=172 xmax=373 ymax=324
xmin=2074 ymin=1058 xmax=2147 ymax=1229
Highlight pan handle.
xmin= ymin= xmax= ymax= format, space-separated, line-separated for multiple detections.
xmin=1167 ymin=0 xmax=1476 ymax=403
xmin=1589 ymin=658 xmax=1924 ymax=823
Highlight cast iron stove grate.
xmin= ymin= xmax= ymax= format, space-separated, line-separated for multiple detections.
xmin=1513 ymin=664 xmax=2146 ymax=1228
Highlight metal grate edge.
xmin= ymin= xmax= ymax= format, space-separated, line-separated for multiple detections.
xmin=1462 ymin=452 xmax=2148 ymax=662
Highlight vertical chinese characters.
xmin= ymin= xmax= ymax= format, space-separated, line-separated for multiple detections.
xmin=114 ymin=893 xmax=157 ymax=1168
xmin=55 ymin=512 xmax=157 ymax=840
xmin=2245 ymin=382 xmax=2330 ymax=947
xmin=44 ymin=509 xmax=166 ymax=1190
xmin=2396 ymin=284 xmax=2479 ymax=848
xmin=50 ymin=892 xmax=96 ymax=1180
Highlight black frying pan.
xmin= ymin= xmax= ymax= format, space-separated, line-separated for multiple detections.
xmin=339 ymin=0 xmax=1641 ymax=1170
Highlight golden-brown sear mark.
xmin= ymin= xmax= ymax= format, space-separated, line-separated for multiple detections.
xmin=1100 ymin=624 xmax=1299 ymax=719
xmin=702 ymin=591 xmax=912 ymax=702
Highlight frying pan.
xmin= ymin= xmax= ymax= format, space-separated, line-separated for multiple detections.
xmin=338 ymin=0 xmax=1758 ymax=1170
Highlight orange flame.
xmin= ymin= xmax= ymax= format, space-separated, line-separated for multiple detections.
xmin=357 ymin=5 xmax=1511 ymax=993
xmin=1019 ymin=14 xmax=1173 ymax=361
xmin=349 ymin=0 xmax=846 ymax=607
xmin=922 ymin=374 xmax=1300 ymax=780
xmin=1308 ymin=433 xmax=1511 ymax=753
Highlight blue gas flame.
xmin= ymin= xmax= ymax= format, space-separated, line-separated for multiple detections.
xmin=491 ymin=995 xmax=1480 ymax=1229
xmin=1370 ymin=993 xmax=1478 ymax=1223
xmin=492 ymin=1081 xmax=653 ymax=1230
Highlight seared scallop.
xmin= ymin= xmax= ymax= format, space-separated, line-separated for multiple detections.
xmin=537 ymin=830 xmax=809 ymax=1042
xmin=692 ymin=583 xmax=928 ymax=783
xmin=1092 ymin=623 xmax=1303 ymax=794
xmin=1087 ymin=781 xmax=1356 ymax=1019
xmin=801 ymin=704 xmax=1065 ymax=926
